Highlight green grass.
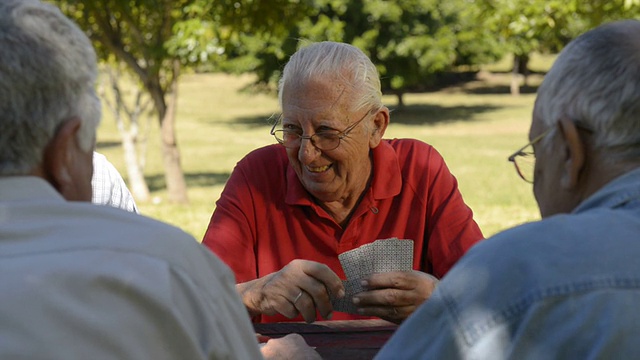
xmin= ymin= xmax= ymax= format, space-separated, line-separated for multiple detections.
xmin=96 ymin=68 xmax=546 ymax=241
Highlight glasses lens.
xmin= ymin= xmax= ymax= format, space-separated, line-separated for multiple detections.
xmin=273 ymin=130 xmax=301 ymax=148
xmin=314 ymin=133 xmax=340 ymax=150
xmin=515 ymin=150 xmax=535 ymax=183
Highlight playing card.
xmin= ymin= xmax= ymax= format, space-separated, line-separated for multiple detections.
xmin=334 ymin=238 xmax=415 ymax=314
xmin=356 ymin=242 xmax=376 ymax=279
xmin=331 ymin=278 xmax=364 ymax=314
xmin=372 ymin=238 xmax=414 ymax=273
xmin=338 ymin=247 xmax=364 ymax=280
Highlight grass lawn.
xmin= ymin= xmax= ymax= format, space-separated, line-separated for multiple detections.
xmin=96 ymin=61 xmax=549 ymax=241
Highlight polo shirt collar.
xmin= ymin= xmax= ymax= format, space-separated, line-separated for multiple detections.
xmin=285 ymin=140 xmax=402 ymax=206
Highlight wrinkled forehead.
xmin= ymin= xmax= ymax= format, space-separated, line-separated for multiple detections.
xmin=282 ymin=77 xmax=353 ymax=114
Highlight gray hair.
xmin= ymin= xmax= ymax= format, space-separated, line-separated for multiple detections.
xmin=535 ymin=20 xmax=640 ymax=161
xmin=0 ymin=0 xmax=100 ymax=175
xmin=278 ymin=41 xmax=383 ymax=114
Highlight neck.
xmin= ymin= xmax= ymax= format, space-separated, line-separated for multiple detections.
xmin=579 ymin=154 xmax=640 ymax=205
xmin=319 ymin=161 xmax=373 ymax=227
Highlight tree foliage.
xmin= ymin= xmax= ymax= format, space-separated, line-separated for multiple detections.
xmin=52 ymin=0 xmax=221 ymax=203
xmin=227 ymin=0 xmax=503 ymax=106
xmin=48 ymin=0 xmax=640 ymax=201
xmin=477 ymin=0 xmax=640 ymax=94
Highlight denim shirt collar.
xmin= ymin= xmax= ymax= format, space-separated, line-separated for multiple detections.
xmin=573 ymin=167 xmax=640 ymax=214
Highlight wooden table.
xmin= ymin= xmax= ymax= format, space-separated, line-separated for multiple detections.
xmin=254 ymin=319 xmax=398 ymax=359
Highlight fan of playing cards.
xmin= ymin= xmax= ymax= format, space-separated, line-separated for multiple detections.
xmin=331 ymin=238 xmax=414 ymax=314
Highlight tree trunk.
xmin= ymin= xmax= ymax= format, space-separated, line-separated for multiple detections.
xmin=120 ymin=128 xmax=150 ymax=202
xmin=160 ymin=59 xmax=188 ymax=204
xmin=510 ymin=53 xmax=521 ymax=96
xmin=520 ymin=54 xmax=530 ymax=87
xmin=396 ymin=92 xmax=405 ymax=109
xmin=99 ymin=64 xmax=151 ymax=203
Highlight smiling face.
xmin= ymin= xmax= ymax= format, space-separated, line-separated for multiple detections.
xmin=281 ymin=77 xmax=380 ymax=205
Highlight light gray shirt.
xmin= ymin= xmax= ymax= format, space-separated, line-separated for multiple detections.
xmin=0 ymin=177 xmax=262 ymax=360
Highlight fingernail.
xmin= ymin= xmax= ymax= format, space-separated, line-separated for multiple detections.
xmin=352 ymin=297 xmax=360 ymax=305
xmin=338 ymin=289 xmax=345 ymax=298
xmin=361 ymin=280 xmax=368 ymax=288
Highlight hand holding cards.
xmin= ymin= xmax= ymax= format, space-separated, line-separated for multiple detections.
xmin=332 ymin=238 xmax=414 ymax=314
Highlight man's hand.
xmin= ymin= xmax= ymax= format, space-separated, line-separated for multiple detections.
xmin=352 ymin=270 xmax=438 ymax=324
xmin=260 ymin=334 xmax=322 ymax=360
xmin=238 ymin=259 xmax=345 ymax=323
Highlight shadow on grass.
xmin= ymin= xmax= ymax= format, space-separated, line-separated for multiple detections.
xmin=223 ymin=104 xmax=501 ymax=128
xmin=146 ymin=171 xmax=231 ymax=192
xmin=461 ymin=84 xmax=540 ymax=95
xmin=233 ymin=114 xmax=277 ymax=127
xmin=388 ymin=104 xmax=501 ymax=126
xmin=201 ymin=113 xmax=276 ymax=129
xmin=96 ymin=140 xmax=121 ymax=150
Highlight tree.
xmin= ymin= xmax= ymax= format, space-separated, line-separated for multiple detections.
xmin=225 ymin=0 xmax=502 ymax=107
xmin=53 ymin=0 xmax=220 ymax=203
xmin=478 ymin=0 xmax=640 ymax=95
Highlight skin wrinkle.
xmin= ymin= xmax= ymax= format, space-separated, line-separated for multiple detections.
xmin=282 ymin=77 xmax=376 ymax=223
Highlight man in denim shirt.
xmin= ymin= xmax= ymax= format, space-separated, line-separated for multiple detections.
xmin=377 ymin=20 xmax=640 ymax=359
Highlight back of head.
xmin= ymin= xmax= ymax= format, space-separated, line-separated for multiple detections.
xmin=278 ymin=41 xmax=383 ymax=113
xmin=536 ymin=20 xmax=640 ymax=163
xmin=0 ymin=0 xmax=100 ymax=176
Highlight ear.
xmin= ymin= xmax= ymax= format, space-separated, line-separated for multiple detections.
xmin=42 ymin=118 xmax=83 ymax=196
xmin=558 ymin=117 xmax=586 ymax=189
xmin=369 ymin=106 xmax=390 ymax=148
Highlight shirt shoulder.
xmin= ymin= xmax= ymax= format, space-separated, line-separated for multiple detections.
xmin=386 ymin=138 xmax=438 ymax=159
xmin=436 ymin=211 xmax=640 ymax=342
xmin=384 ymin=138 xmax=447 ymax=174
xmin=237 ymin=143 xmax=288 ymax=169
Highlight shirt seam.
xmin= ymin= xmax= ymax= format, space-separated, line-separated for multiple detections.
xmin=450 ymin=277 xmax=640 ymax=346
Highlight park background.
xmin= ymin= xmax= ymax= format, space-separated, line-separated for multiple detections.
xmin=50 ymin=0 xmax=640 ymax=240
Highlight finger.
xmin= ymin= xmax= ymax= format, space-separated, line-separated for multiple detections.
xmin=363 ymin=271 xmax=419 ymax=290
xmin=292 ymin=272 xmax=336 ymax=320
xmin=353 ymin=287 xmax=414 ymax=308
xmin=299 ymin=261 xmax=345 ymax=298
xmin=259 ymin=263 xmax=320 ymax=318
xmin=292 ymin=291 xmax=317 ymax=323
xmin=355 ymin=304 xmax=414 ymax=324
xmin=273 ymin=293 xmax=300 ymax=319
xmin=294 ymin=261 xmax=344 ymax=319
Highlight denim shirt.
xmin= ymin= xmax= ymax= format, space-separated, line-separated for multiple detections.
xmin=376 ymin=168 xmax=640 ymax=359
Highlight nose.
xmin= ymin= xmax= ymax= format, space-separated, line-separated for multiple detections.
xmin=298 ymin=137 xmax=321 ymax=164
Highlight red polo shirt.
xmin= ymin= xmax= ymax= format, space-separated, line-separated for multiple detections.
xmin=203 ymin=139 xmax=483 ymax=323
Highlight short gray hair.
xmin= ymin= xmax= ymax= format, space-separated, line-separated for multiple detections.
xmin=535 ymin=20 xmax=640 ymax=161
xmin=278 ymin=41 xmax=383 ymax=114
xmin=0 ymin=0 xmax=100 ymax=175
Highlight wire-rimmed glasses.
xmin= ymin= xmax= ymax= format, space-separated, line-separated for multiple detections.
xmin=508 ymin=128 xmax=552 ymax=183
xmin=270 ymin=111 xmax=371 ymax=151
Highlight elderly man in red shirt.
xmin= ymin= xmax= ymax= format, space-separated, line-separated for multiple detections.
xmin=203 ymin=41 xmax=483 ymax=324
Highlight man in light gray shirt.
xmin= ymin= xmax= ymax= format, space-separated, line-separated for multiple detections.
xmin=0 ymin=1 xmax=318 ymax=358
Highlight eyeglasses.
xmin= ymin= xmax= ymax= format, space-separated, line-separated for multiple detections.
xmin=508 ymin=128 xmax=552 ymax=183
xmin=270 ymin=110 xmax=371 ymax=151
